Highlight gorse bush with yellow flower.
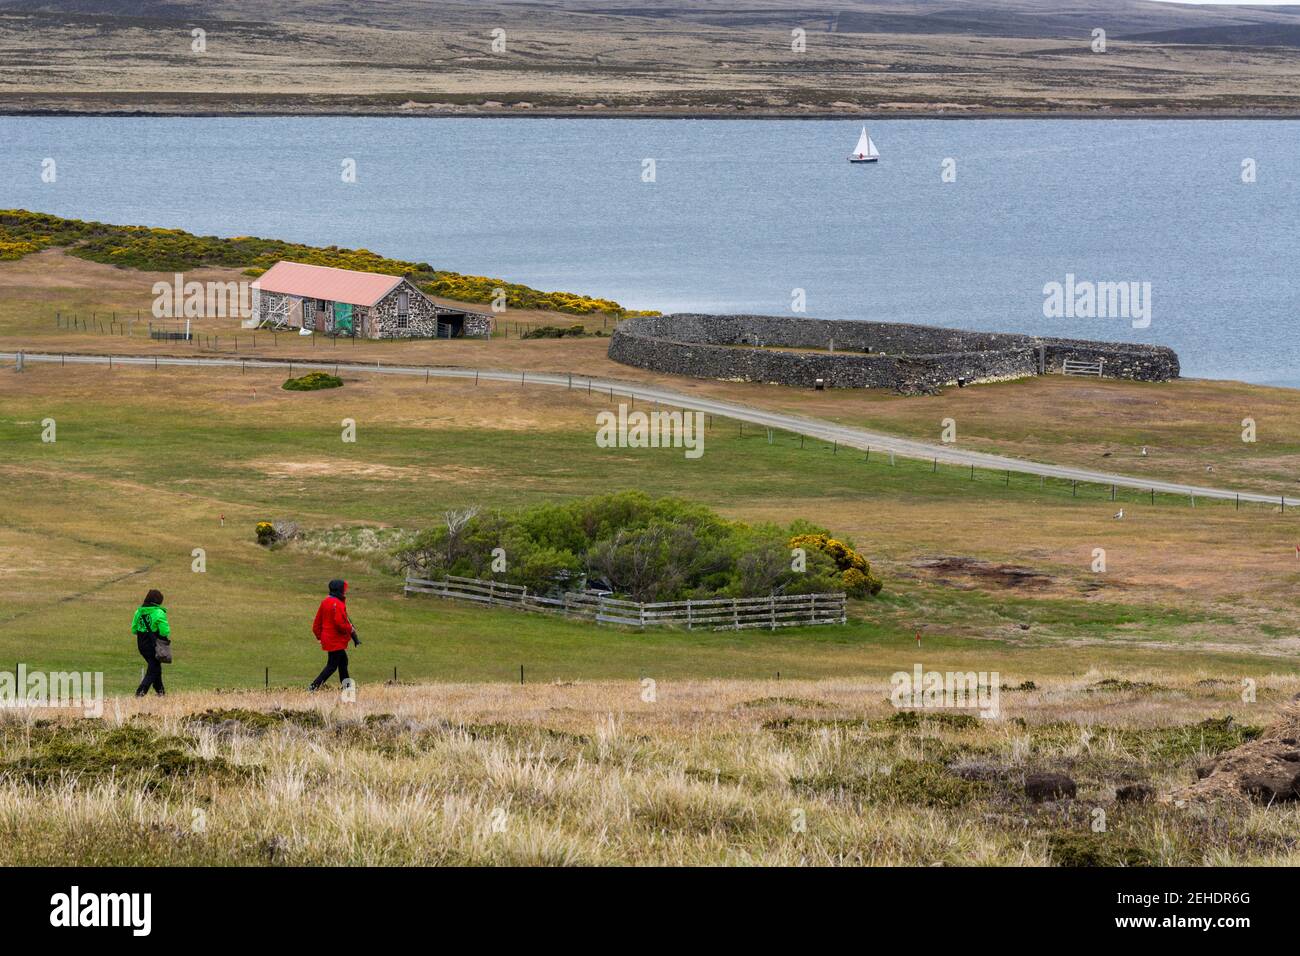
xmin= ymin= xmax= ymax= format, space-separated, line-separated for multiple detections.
xmin=0 ymin=209 xmax=657 ymax=318
xmin=0 ymin=237 xmax=51 ymax=260
xmin=789 ymin=532 xmax=883 ymax=598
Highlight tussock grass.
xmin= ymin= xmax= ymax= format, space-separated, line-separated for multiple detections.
xmin=1 ymin=675 xmax=1297 ymax=866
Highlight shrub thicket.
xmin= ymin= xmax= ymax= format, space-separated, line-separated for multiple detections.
xmin=394 ymin=491 xmax=881 ymax=602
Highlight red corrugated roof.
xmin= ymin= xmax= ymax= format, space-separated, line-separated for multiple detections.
xmin=252 ymin=261 xmax=405 ymax=307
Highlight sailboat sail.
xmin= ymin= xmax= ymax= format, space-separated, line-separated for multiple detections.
xmin=852 ymin=127 xmax=879 ymax=159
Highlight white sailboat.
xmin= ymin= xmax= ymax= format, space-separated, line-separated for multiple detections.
xmin=848 ymin=126 xmax=879 ymax=164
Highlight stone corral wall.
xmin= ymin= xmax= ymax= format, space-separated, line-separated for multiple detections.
xmin=608 ymin=314 xmax=1179 ymax=393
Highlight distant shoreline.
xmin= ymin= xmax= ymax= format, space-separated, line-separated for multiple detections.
xmin=5 ymin=108 xmax=1300 ymax=121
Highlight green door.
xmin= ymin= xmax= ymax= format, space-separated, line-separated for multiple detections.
xmin=333 ymin=302 xmax=353 ymax=335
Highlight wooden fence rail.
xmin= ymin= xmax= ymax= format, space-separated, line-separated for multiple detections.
xmin=404 ymin=574 xmax=846 ymax=631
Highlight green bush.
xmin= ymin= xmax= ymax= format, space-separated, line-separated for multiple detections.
xmin=394 ymin=491 xmax=880 ymax=602
xmin=282 ymin=372 xmax=343 ymax=392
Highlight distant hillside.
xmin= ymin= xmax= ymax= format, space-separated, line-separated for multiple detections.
xmin=2 ymin=0 xmax=1299 ymax=115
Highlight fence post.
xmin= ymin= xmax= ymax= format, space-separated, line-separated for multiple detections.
xmin=686 ymin=598 xmax=693 ymax=630
xmin=733 ymin=599 xmax=739 ymax=631
xmin=811 ymin=593 xmax=816 ymax=622
xmin=770 ymin=596 xmax=776 ymax=630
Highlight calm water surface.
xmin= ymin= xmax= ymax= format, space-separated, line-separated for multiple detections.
xmin=2 ymin=117 xmax=1296 ymax=385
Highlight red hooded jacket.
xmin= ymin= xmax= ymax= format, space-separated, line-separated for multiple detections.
xmin=312 ymin=589 xmax=354 ymax=652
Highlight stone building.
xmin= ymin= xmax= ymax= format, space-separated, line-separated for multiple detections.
xmin=250 ymin=261 xmax=492 ymax=339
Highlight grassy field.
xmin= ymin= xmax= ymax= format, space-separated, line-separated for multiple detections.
xmin=2 ymin=249 xmax=1300 ymax=697
xmin=4 ymin=0 xmax=1300 ymax=116
xmin=1 ymin=356 xmax=1298 ymax=697
xmin=7 ymin=249 xmax=1300 ymax=497
xmin=2 ymin=678 xmax=1298 ymax=865
xmin=3 ymin=252 xmax=1300 ymax=867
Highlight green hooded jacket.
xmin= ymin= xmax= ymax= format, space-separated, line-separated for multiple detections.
xmin=131 ymin=605 xmax=170 ymax=639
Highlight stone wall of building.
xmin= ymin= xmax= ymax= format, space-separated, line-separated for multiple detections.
xmin=369 ymin=281 xmax=440 ymax=338
xmin=608 ymin=314 xmax=1179 ymax=392
xmin=253 ymin=282 xmax=491 ymax=339
xmin=461 ymin=312 xmax=493 ymax=337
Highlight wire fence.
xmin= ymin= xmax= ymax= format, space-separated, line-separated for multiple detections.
xmin=7 ymin=348 xmax=1292 ymax=514
xmin=53 ymin=311 xmax=606 ymax=350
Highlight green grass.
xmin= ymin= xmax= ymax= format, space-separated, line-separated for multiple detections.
xmin=0 ymin=365 xmax=1294 ymax=694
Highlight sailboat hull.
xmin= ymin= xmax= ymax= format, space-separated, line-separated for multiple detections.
xmin=848 ymin=156 xmax=878 ymax=164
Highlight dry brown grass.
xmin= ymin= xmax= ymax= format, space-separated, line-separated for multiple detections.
xmin=1 ymin=675 xmax=1298 ymax=866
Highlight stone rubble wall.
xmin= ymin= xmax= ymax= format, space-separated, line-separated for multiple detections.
xmin=608 ymin=314 xmax=1180 ymax=392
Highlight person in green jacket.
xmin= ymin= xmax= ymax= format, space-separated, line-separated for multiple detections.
xmin=131 ymin=589 xmax=170 ymax=697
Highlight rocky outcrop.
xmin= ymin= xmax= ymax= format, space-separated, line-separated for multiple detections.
xmin=608 ymin=314 xmax=1180 ymax=393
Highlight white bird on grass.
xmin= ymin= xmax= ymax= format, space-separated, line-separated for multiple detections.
xmin=1140 ymin=446 xmax=1148 ymax=457
xmin=1113 ymin=508 xmax=1125 ymax=520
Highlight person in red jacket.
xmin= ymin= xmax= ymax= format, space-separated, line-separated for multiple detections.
xmin=309 ymin=579 xmax=359 ymax=691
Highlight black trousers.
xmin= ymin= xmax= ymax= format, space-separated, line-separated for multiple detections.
xmin=135 ymin=633 xmax=165 ymax=696
xmin=312 ymin=649 xmax=350 ymax=689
